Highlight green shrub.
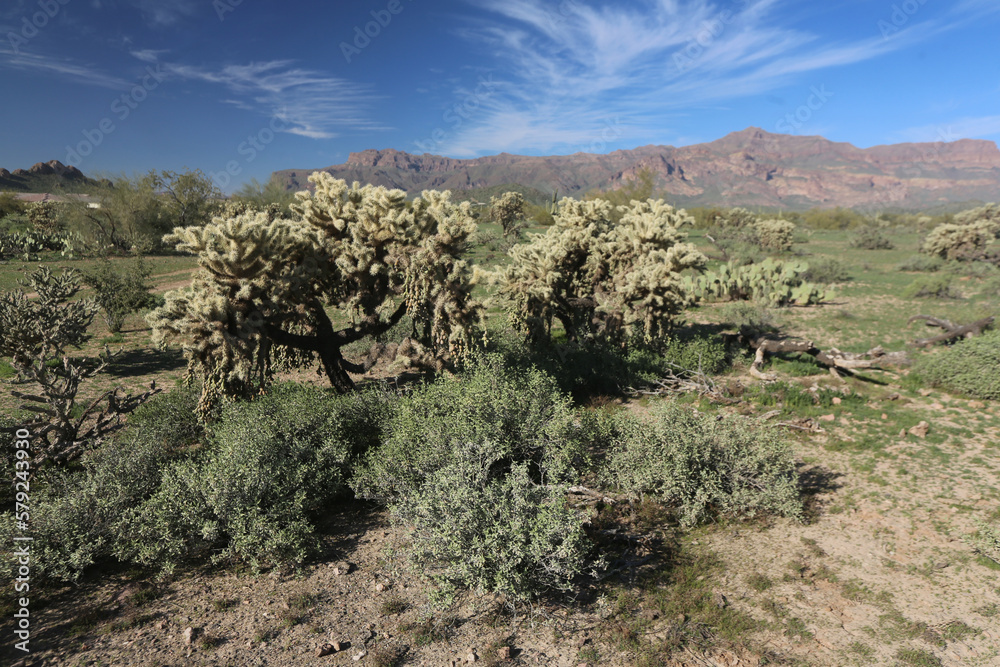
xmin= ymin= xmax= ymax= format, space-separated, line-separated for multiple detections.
xmin=604 ymin=402 xmax=802 ymax=527
xmin=17 ymin=385 xmax=392 ymax=581
xmin=898 ymin=255 xmax=944 ymax=272
xmin=902 ymin=275 xmax=961 ymax=300
xmin=82 ymin=256 xmax=158 ymax=332
xmin=353 ymin=357 xmax=596 ymax=601
xmin=848 ymin=227 xmax=894 ymax=250
xmin=969 ymin=519 xmax=1000 ymax=567
xmin=800 ymin=257 xmax=851 ymax=284
xmin=120 ymin=384 xmax=392 ymax=573
xmin=397 ymin=452 xmax=593 ymax=602
xmin=716 ymin=302 xmax=777 ymax=332
xmin=912 ymin=330 xmax=1000 ymax=399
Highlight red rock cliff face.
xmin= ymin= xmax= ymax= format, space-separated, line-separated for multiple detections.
xmin=273 ymin=128 xmax=1000 ymax=210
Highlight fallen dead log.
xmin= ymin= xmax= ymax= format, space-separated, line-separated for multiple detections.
xmin=744 ymin=332 xmax=908 ymax=381
xmin=908 ymin=314 xmax=994 ymax=348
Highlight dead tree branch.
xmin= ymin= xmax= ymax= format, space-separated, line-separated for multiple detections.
xmin=908 ymin=315 xmax=994 ymax=348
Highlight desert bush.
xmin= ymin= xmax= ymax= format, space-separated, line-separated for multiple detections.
xmin=898 ymin=255 xmax=944 ymax=272
xmin=901 ymin=275 xmax=961 ymax=300
xmin=800 ymin=257 xmax=851 ymax=284
xmin=14 ymin=387 xmax=202 ymax=582
xmin=912 ymin=330 xmax=1000 ymax=399
xmin=19 ymin=384 xmax=392 ymax=581
xmin=604 ymin=402 xmax=802 ymax=527
xmin=353 ymin=357 xmax=595 ymax=601
xmin=716 ymin=302 xmax=777 ymax=332
xmin=849 ymin=226 xmax=894 ymax=250
xmin=82 ymin=256 xmax=158 ymax=332
xmin=121 ymin=384 xmax=392 ymax=573
xmin=397 ymin=451 xmax=593 ymax=602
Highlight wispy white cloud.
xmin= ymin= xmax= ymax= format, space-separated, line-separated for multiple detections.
xmin=157 ymin=59 xmax=386 ymax=139
xmin=130 ymin=48 xmax=168 ymax=63
xmin=0 ymin=48 xmax=130 ymax=89
xmin=128 ymin=0 xmax=198 ymax=27
xmin=896 ymin=115 xmax=1000 ymax=143
xmin=434 ymin=0 xmax=970 ymax=156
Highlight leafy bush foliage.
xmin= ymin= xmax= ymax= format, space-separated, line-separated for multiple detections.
xmin=604 ymin=402 xmax=802 ymax=527
xmin=912 ymin=330 xmax=1000 ymax=399
xmin=898 ymin=255 xmax=944 ymax=272
xmin=82 ymin=256 xmax=158 ymax=332
xmin=969 ymin=519 xmax=1000 ymax=566
xmin=800 ymin=257 xmax=851 ymax=284
xmin=716 ymin=302 xmax=777 ymax=333
xmin=901 ymin=275 xmax=961 ymax=300
xmin=19 ymin=385 xmax=392 ymax=581
xmin=848 ymin=226 xmax=895 ymax=250
xmin=353 ymin=357 xmax=595 ymax=601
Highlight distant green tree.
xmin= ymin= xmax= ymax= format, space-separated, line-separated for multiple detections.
xmin=81 ymin=256 xmax=158 ymax=332
xmin=154 ymin=169 xmax=223 ymax=229
xmin=232 ymin=176 xmax=297 ymax=215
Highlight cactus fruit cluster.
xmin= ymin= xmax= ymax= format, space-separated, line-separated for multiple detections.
xmin=685 ymin=258 xmax=828 ymax=307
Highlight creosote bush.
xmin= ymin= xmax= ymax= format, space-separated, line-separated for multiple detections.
xmin=82 ymin=256 xmax=158 ymax=332
xmin=912 ymin=329 xmax=1000 ymax=399
xmin=901 ymin=275 xmax=961 ymax=300
xmin=848 ymin=226 xmax=895 ymax=250
xmin=604 ymin=401 xmax=802 ymax=527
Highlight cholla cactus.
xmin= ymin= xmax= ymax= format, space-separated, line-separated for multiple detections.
xmin=492 ymin=196 xmax=706 ymax=344
xmin=712 ymin=207 xmax=758 ymax=229
xmin=755 ymin=219 xmax=796 ymax=252
xmin=149 ymin=173 xmax=481 ymax=412
xmin=489 ymin=191 xmax=527 ymax=239
xmin=921 ymin=205 xmax=998 ymax=260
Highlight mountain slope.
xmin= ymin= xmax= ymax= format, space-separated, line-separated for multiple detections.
xmin=0 ymin=160 xmax=100 ymax=193
xmin=272 ymin=128 xmax=1000 ymax=210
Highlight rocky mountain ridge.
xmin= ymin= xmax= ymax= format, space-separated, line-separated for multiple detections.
xmin=273 ymin=128 xmax=1000 ymax=210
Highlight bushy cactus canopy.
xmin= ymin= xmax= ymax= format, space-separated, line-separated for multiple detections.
xmin=491 ymin=197 xmax=706 ymax=344
xmin=149 ymin=173 xmax=480 ymax=412
xmin=921 ymin=203 xmax=999 ymax=260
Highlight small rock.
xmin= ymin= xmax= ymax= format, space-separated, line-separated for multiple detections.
xmin=497 ymin=646 xmax=512 ymax=660
xmin=969 ymin=400 xmax=986 ymax=409
xmin=375 ymin=582 xmax=386 ymax=592
xmin=930 ymin=402 xmax=943 ymax=409
xmin=898 ymin=428 xmax=907 ymax=437
xmin=819 ymin=414 xmax=836 ymax=422
xmin=831 ymin=397 xmax=841 ymax=405
xmin=331 ymin=640 xmax=342 ymax=651
xmin=330 ymin=561 xmax=353 ymax=576
xmin=575 ymin=635 xmax=590 ymax=648
xmin=352 ymin=650 xmax=367 ymax=661
xmin=881 ymin=413 xmax=888 ymax=420
xmin=466 ymin=651 xmax=478 ymax=663
xmin=714 ymin=592 xmax=728 ymax=609
xmin=919 ymin=388 xmax=933 ymax=397
xmin=934 ymin=561 xmax=950 ymax=570
xmin=909 ymin=421 xmax=930 ymax=438
xmin=887 ymin=392 xmax=901 ymax=401
xmin=317 ymin=644 xmax=335 ymax=657
xmin=182 ymin=627 xmax=196 ymax=645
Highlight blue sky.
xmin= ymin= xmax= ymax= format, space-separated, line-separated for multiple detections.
xmin=1 ymin=0 xmax=999 ymax=192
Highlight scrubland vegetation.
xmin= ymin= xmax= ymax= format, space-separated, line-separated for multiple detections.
xmin=2 ymin=172 xmax=999 ymax=666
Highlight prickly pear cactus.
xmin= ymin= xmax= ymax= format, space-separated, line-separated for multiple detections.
xmin=685 ymin=258 xmax=827 ymax=306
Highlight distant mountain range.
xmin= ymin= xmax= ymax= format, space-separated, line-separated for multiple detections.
xmin=0 ymin=160 xmax=100 ymax=193
xmin=272 ymin=128 xmax=1000 ymax=211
